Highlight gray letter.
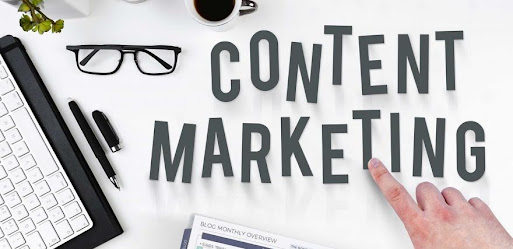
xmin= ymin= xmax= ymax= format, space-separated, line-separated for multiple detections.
xmin=287 ymin=42 xmax=323 ymax=103
xmin=413 ymin=118 xmax=446 ymax=177
xmin=211 ymin=42 xmax=240 ymax=102
xmin=322 ymin=124 xmax=348 ymax=184
xmin=391 ymin=113 xmax=401 ymax=172
xmin=457 ymin=122 xmax=485 ymax=182
xmin=324 ymin=25 xmax=353 ymax=86
xmin=436 ymin=31 xmax=464 ymax=91
xmin=242 ymin=123 xmax=271 ymax=183
xmin=149 ymin=121 xmax=196 ymax=183
xmin=353 ymin=110 xmax=381 ymax=169
xmin=359 ymin=35 xmax=388 ymax=95
xmin=250 ymin=30 xmax=280 ymax=91
xmin=281 ymin=117 xmax=313 ymax=176
xmin=203 ymin=118 xmax=234 ymax=178
xmin=398 ymin=34 xmax=429 ymax=93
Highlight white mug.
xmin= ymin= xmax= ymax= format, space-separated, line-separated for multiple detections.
xmin=184 ymin=0 xmax=258 ymax=31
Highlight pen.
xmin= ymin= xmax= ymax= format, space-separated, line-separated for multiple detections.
xmin=69 ymin=100 xmax=120 ymax=190
xmin=93 ymin=110 xmax=122 ymax=153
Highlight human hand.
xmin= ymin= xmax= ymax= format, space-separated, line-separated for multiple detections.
xmin=368 ymin=158 xmax=513 ymax=249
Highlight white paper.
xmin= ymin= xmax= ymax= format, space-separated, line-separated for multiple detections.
xmin=187 ymin=215 xmax=334 ymax=249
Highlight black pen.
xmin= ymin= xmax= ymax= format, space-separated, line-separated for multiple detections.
xmin=69 ymin=100 xmax=120 ymax=190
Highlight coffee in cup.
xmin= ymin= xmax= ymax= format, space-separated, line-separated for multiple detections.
xmin=185 ymin=0 xmax=258 ymax=30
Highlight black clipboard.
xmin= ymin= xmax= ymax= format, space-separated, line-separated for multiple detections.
xmin=0 ymin=35 xmax=123 ymax=248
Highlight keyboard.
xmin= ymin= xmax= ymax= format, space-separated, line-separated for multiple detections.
xmin=0 ymin=54 xmax=92 ymax=249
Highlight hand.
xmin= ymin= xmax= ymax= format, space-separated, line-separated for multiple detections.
xmin=368 ymin=158 xmax=513 ymax=249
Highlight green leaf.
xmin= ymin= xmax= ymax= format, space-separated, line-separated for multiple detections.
xmin=19 ymin=14 xmax=35 ymax=32
xmin=52 ymin=19 xmax=64 ymax=33
xmin=36 ymin=20 xmax=52 ymax=34
xmin=18 ymin=3 xmax=31 ymax=12
xmin=30 ymin=0 xmax=44 ymax=6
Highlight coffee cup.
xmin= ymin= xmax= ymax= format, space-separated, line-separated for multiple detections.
xmin=184 ymin=0 xmax=258 ymax=31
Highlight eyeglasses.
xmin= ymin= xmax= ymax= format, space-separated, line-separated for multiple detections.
xmin=66 ymin=45 xmax=182 ymax=75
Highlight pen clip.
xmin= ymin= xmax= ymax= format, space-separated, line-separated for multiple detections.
xmin=102 ymin=112 xmax=119 ymax=143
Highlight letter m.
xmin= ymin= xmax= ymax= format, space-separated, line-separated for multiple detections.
xmin=149 ymin=121 xmax=196 ymax=183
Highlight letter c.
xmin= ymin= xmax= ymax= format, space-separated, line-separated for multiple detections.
xmin=211 ymin=41 xmax=241 ymax=102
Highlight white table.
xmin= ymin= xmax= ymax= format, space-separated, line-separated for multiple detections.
xmin=1 ymin=0 xmax=513 ymax=248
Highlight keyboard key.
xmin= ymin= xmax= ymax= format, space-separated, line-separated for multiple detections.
xmin=38 ymin=221 xmax=59 ymax=247
xmin=2 ymin=155 xmax=18 ymax=171
xmin=20 ymin=155 xmax=36 ymax=170
xmin=63 ymin=202 xmax=81 ymax=218
xmin=55 ymin=220 xmax=73 ymax=240
xmin=3 ymin=92 xmax=23 ymax=112
xmin=11 ymin=205 xmax=28 ymax=221
xmin=0 ymin=104 xmax=6 ymax=118
xmin=24 ymin=194 xmax=40 ymax=210
xmin=40 ymin=194 xmax=57 ymax=209
xmin=0 ymin=167 xmax=6 ymax=180
xmin=0 ymin=78 xmax=13 ymax=93
xmin=16 ymin=181 xmax=33 ymax=197
xmin=26 ymin=231 xmax=46 ymax=249
xmin=0 ymin=118 xmax=14 ymax=133
xmin=12 ymin=108 xmax=58 ymax=176
xmin=10 ymin=168 xmax=25 ymax=184
xmin=32 ymin=208 xmax=47 ymax=224
xmin=4 ymin=192 xmax=20 ymax=207
xmin=0 ymin=68 xmax=8 ymax=79
xmin=8 ymin=232 xmax=24 ymax=248
xmin=34 ymin=181 xmax=50 ymax=196
xmin=47 ymin=173 xmax=67 ymax=192
xmin=12 ymin=141 xmax=29 ymax=157
xmin=19 ymin=218 xmax=35 ymax=234
xmin=0 ymin=239 xmax=10 ymax=249
xmin=70 ymin=215 xmax=89 ymax=232
xmin=4 ymin=129 xmax=21 ymax=144
xmin=27 ymin=168 xmax=43 ymax=183
xmin=56 ymin=189 xmax=74 ymax=206
xmin=0 ymin=206 xmax=11 ymax=221
xmin=1 ymin=219 xmax=18 ymax=235
xmin=0 ymin=179 xmax=14 ymax=195
xmin=48 ymin=207 xmax=64 ymax=223
xmin=0 ymin=142 xmax=11 ymax=158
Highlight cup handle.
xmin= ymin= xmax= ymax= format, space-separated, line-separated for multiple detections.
xmin=240 ymin=0 xmax=258 ymax=16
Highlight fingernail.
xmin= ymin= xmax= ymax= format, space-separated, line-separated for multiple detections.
xmin=369 ymin=158 xmax=381 ymax=168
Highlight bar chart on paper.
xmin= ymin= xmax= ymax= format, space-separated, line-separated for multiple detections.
xmin=183 ymin=215 xmax=334 ymax=249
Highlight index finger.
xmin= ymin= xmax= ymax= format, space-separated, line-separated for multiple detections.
xmin=368 ymin=158 xmax=422 ymax=225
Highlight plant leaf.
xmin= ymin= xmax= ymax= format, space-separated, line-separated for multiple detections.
xmin=52 ymin=19 xmax=64 ymax=33
xmin=19 ymin=14 xmax=35 ymax=31
xmin=18 ymin=3 xmax=31 ymax=12
xmin=37 ymin=20 xmax=52 ymax=34
xmin=30 ymin=0 xmax=44 ymax=6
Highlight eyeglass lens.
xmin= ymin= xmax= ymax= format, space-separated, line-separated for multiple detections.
xmin=78 ymin=49 xmax=122 ymax=74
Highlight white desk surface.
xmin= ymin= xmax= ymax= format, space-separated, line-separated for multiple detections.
xmin=1 ymin=0 xmax=513 ymax=248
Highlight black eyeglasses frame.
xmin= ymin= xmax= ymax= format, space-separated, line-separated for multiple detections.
xmin=66 ymin=44 xmax=182 ymax=76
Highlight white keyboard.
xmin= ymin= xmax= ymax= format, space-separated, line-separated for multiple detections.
xmin=0 ymin=54 xmax=92 ymax=249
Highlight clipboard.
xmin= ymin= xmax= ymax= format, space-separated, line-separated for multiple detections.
xmin=0 ymin=35 xmax=123 ymax=248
